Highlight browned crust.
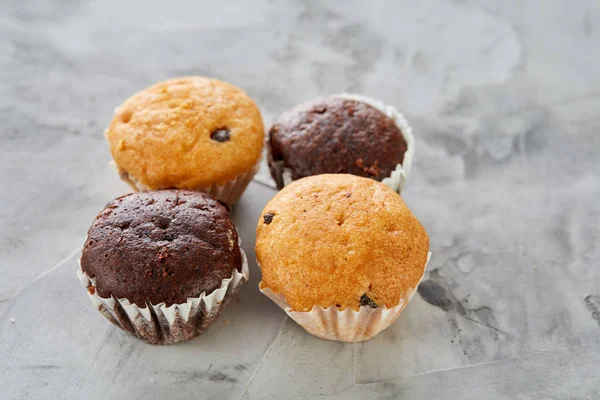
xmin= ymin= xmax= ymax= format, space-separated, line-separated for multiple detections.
xmin=256 ymin=174 xmax=429 ymax=312
xmin=107 ymin=77 xmax=264 ymax=189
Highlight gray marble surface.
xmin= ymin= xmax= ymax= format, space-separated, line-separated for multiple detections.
xmin=1 ymin=0 xmax=599 ymax=399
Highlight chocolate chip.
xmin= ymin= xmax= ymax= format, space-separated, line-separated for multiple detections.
xmin=263 ymin=213 xmax=274 ymax=224
xmin=360 ymin=294 xmax=378 ymax=308
xmin=211 ymin=128 xmax=230 ymax=142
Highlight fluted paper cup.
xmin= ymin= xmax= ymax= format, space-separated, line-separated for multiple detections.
xmin=115 ymin=161 xmax=260 ymax=206
xmin=77 ymin=244 xmax=250 ymax=345
xmin=259 ymin=252 xmax=430 ymax=342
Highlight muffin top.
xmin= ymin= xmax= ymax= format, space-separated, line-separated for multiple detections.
xmin=107 ymin=77 xmax=264 ymax=189
xmin=81 ymin=190 xmax=242 ymax=307
xmin=268 ymin=97 xmax=407 ymax=188
xmin=256 ymin=174 xmax=429 ymax=312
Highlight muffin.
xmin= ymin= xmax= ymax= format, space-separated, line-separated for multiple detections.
xmin=77 ymin=190 xmax=249 ymax=344
xmin=106 ymin=77 xmax=264 ymax=204
xmin=256 ymin=174 xmax=429 ymax=342
xmin=267 ymin=94 xmax=414 ymax=193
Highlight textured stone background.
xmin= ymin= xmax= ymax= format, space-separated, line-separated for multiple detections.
xmin=0 ymin=1 xmax=599 ymax=399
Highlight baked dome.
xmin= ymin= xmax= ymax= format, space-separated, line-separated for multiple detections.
xmin=256 ymin=174 xmax=429 ymax=311
xmin=107 ymin=77 xmax=264 ymax=189
xmin=81 ymin=190 xmax=241 ymax=307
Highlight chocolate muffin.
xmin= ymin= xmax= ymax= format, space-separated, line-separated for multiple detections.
xmin=268 ymin=94 xmax=414 ymax=192
xmin=78 ymin=190 xmax=249 ymax=344
xmin=256 ymin=174 xmax=429 ymax=342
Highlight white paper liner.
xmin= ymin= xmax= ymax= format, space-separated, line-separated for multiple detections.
xmin=77 ymin=244 xmax=250 ymax=345
xmin=112 ymin=159 xmax=260 ymax=205
xmin=271 ymin=94 xmax=415 ymax=194
xmin=259 ymin=252 xmax=431 ymax=343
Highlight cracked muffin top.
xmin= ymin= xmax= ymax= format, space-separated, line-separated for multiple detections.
xmin=81 ymin=190 xmax=241 ymax=307
xmin=267 ymin=96 xmax=407 ymax=189
xmin=106 ymin=76 xmax=264 ymax=189
xmin=256 ymin=174 xmax=429 ymax=312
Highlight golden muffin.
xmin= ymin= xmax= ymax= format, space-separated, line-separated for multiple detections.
xmin=256 ymin=174 xmax=429 ymax=313
xmin=106 ymin=77 xmax=264 ymax=204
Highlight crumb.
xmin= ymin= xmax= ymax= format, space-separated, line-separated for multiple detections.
xmin=10 ymin=317 xmax=16 ymax=323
